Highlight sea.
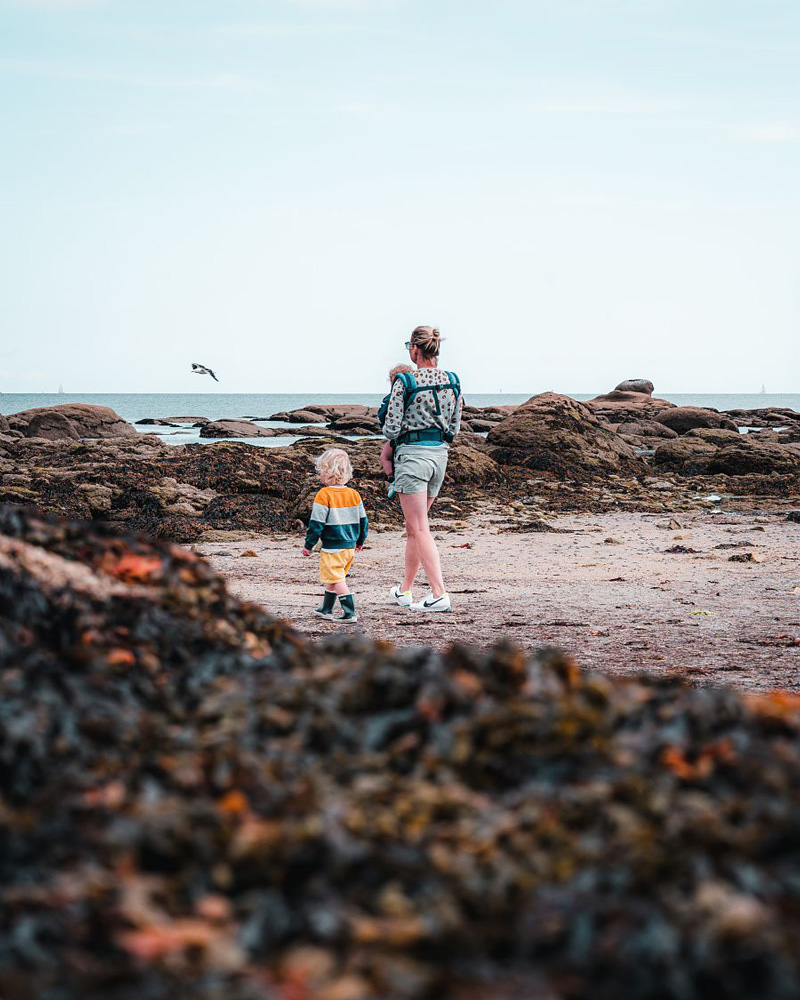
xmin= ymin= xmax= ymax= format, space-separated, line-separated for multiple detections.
xmin=2 ymin=392 xmax=798 ymax=448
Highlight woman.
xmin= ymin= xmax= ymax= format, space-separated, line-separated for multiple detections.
xmin=381 ymin=325 xmax=462 ymax=612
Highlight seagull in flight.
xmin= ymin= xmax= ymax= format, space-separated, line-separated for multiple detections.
xmin=191 ymin=363 xmax=219 ymax=382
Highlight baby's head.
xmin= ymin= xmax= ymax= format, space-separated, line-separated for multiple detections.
xmin=315 ymin=448 xmax=353 ymax=486
xmin=389 ymin=363 xmax=414 ymax=382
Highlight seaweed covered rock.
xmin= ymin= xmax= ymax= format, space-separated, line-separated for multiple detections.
xmin=653 ymin=437 xmax=719 ymax=472
xmin=654 ymin=436 xmax=800 ymax=477
xmin=487 ymin=392 xmax=646 ymax=478
xmin=705 ymin=439 xmax=800 ymax=476
xmin=2 ymin=506 xmax=800 ymax=1000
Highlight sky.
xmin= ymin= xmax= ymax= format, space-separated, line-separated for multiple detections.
xmin=0 ymin=0 xmax=798 ymax=394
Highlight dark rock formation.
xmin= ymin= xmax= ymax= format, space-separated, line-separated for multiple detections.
xmin=328 ymin=414 xmax=382 ymax=435
xmin=684 ymin=427 xmax=743 ymax=447
xmin=267 ymin=408 xmax=329 ymax=423
xmin=7 ymin=403 xmax=139 ymax=439
xmin=136 ymin=417 xmax=208 ymax=426
xmin=653 ymin=438 xmax=718 ymax=472
xmin=615 ymin=420 xmax=678 ymax=440
xmin=200 ymin=420 xmax=282 ymax=439
xmin=725 ymin=407 xmax=800 ymax=428
xmin=705 ymin=440 xmax=800 ymax=476
xmin=614 ymin=379 xmax=655 ymax=394
xmin=654 ymin=436 xmax=800 ymax=477
xmin=487 ymin=393 xmax=646 ymax=478
xmin=655 ymin=407 xmax=738 ymax=435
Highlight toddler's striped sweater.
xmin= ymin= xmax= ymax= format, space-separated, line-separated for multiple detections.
xmin=304 ymin=485 xmax=369 ymax=552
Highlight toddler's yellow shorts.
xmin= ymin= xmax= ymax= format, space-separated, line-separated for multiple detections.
xmin=319 ymin=548 xmax=355 ymax=584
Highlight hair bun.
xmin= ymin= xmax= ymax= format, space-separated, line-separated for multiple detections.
xmin=410 ymin=325 xmax=443 ymax=359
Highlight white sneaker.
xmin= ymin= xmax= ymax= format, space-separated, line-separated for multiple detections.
xmin=410 ymin=591 xmax=452 ymax=612
xmin=389 ymin=585 xmax=413 ymax=607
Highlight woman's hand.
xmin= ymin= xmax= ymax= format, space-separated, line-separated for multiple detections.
xmin=355 ymin=545 xmax=363 ymax=552
xmin=301 ymin=548 xmax=311 ymax=557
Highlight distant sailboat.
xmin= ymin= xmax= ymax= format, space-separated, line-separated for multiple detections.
xmin=760 ymin=383 xmax=766 ymax=395
xmin=58 ymin=383 xmax=65 ymax=394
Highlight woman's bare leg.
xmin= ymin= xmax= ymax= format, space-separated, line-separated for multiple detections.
xmin=400 ymin=496 xmax=436 ymax=591
xmin=399 ymin=493 xmax=444 ymax=596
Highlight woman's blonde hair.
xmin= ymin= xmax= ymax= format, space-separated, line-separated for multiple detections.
xmin=410 ymin=325 xmax=442 ymax=359
xmin=315 ymin=448 xmax=353 ymax=485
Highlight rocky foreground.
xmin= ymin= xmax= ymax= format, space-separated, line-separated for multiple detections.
xmin=0 ymin=383 xmax=798 ymax=542
xmin=2 ymin=506 xmax=800 ymax=1000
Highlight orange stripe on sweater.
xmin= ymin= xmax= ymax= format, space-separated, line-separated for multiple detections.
xmin=315 ymin=487 xmax=363 ymax=509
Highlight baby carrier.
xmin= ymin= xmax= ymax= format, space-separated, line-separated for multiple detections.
xmin=392 ymin=370 xmax=461 ymax=446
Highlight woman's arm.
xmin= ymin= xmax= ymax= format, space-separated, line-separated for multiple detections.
xmin=381 ymin=378 xmax=407 ymax=441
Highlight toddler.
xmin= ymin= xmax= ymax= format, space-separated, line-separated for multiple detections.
xmin=302 ymin=448 xmax=368 ymax=623
xmin=377 ymin=363 xmax=414 ymax=498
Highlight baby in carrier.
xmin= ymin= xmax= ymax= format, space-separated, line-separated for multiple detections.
xmin=377 ymin=363 xmax=414 ymax=499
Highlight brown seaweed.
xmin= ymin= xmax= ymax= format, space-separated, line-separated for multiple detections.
xmin=1 ymin=505 xmax=800 ymax=1000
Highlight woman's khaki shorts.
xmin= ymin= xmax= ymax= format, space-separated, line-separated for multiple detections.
xmin=394 ymin=444 xmax=449 ymax=498
xmin=319 ymin=549 xmax=355 ymax=584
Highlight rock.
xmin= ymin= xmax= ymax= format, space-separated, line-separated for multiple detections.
xmin=728 ymin=552 xmax=763 ymax=563
xmin=655 ymin=407 xmax=739 ymax=435
xmin=705 ymin=440 xmax=800 ymax=477
xmin=268 ymin=408 xmax=329 ymax=424
xmin=77 ymin=483 xmax=115 ymax=514
xmin=615 ymin=420 xmax=678 ymax=440
xmin=463 ymin=405 xmax=518 ymax=421
xmin=585 ymin=391 xmax=676 ymax=423
xmin=445 ymin=436 xmax=502 ymax=484
xmin=654 ymin=435 xmax=800 ymax=477
xmin=724 ymin=407 xmax=800 ymax=428
xmin=200 ymin=420 xmax=281 ymax=439
xmin=464 ymin=419 xmax=496 ymax=433
xmin=653 ymin=438 xmax=718 ymax=473
xmin=147 ymin=477 xmax=217 ymax=513
xmin=23 ymin=410 xmax=81 ymax=441
xmin=309 ymin=404 xmax=374 ymax=421
xmin=486 ymin=392 xmax=645 ymax=478
xmin=7 ymin=404 xmax=138 ymax=439
xmin=684 ymin=428 xmax=743 ymax=447
xmin=328 ymin=415 xmax=382 ymax=435
xmin=614 ymin=379 xmax=655 ymax=395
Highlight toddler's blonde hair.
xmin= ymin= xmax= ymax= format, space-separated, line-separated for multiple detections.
xmin=315 ymin=448 xmax=353 ymax=486
xmin=389 ymin=363 xmax=414 ymax=382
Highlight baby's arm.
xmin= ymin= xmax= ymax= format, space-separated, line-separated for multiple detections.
xmin=381 ymin=378 xmax=406 ymax=441
xmin=379 ymin=440 xmax=394 ymax=477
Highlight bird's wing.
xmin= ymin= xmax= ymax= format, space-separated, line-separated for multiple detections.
xmin=210 ymin=371 xmax=219 ymax=381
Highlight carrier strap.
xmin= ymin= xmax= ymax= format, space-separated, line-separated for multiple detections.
xmin=397 ymin=428 xmax=447 ymax=446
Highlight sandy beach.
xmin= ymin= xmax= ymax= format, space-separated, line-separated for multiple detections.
xmin=200 ymin=508 xmax=798 ymax=691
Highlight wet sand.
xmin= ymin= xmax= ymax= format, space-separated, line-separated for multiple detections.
xmin=198 ymin=510 xmax=799 ymax=691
